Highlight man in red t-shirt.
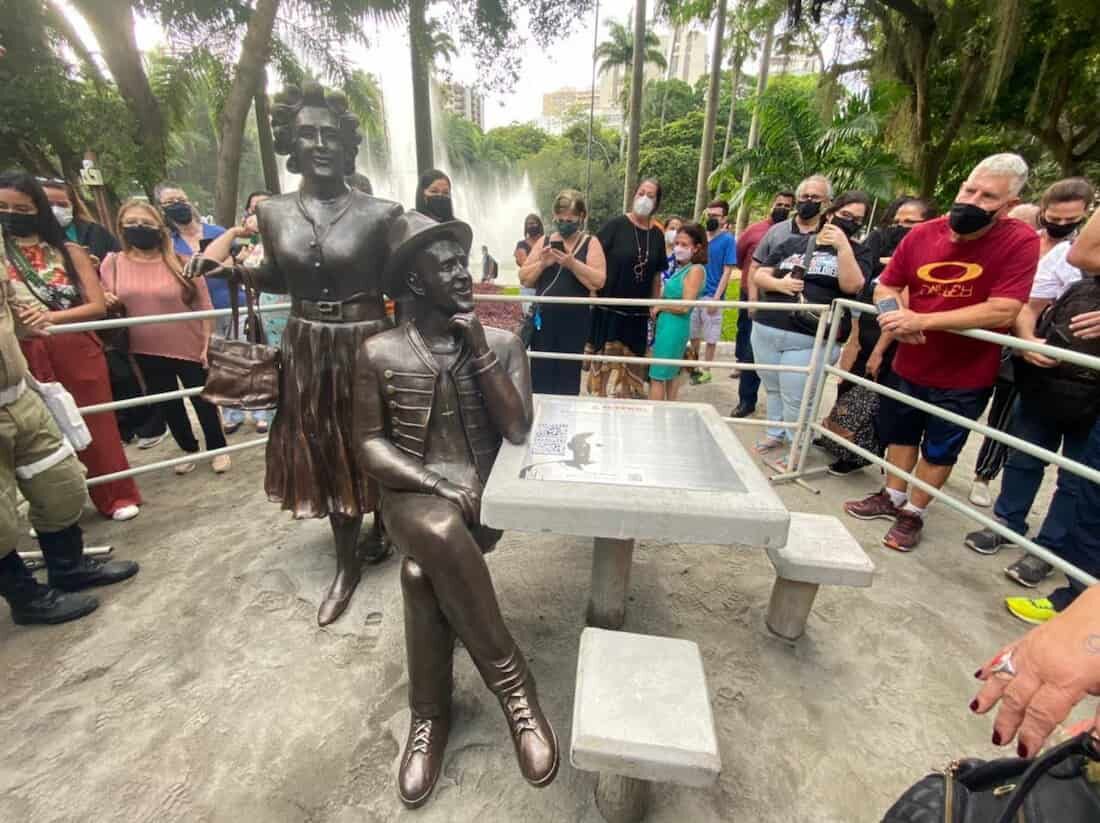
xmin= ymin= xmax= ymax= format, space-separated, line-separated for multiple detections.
xmin=730 ymin=190 xmax=795 ymax=417
xmin=845 ymin=153 xmax=1038 ymax=551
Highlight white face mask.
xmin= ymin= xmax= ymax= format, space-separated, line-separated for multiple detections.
xmin=673 ymin=245 xmax=693 ymax=263
xmin=52 ymin=206 xmax=74 ymax=228
xmin=664 ymin=229 xmax=677 ymax=245
xmin=633 ymin=195 xmax=656 ymax=218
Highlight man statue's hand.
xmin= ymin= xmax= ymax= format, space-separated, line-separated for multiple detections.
xmin=434 ymin=479 xmax=481 ymax=525
xmin=449 ymin=312 xmax=490 ymax=356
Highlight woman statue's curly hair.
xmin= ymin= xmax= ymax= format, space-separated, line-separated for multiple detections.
xmin=271 ymin=80 xmax=362 ymax=176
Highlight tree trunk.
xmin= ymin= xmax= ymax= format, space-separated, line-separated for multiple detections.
xmin=693 ymin=0 xmax=728 ymax=216
xmin=409 ymin=0 xmax=434 ymax=174
xmin=71 ymin=0 xmax=167 ymax=189
xmin=735 ymin=19 xmax=774 ymax=233
xmin=659 ymin=26 xmax=679 ymax=127
xmin=721 ymin=42 xmax=744 ymax=165
xmin=623 ymin=0 xmax=647 ymax=212
xmin=44 ymin=0 xmax=107 ymax=85
xmin=254 ymin=69 xmax=281 ymax=195
xmin=214 ymin=0 xmax=280 ymax=228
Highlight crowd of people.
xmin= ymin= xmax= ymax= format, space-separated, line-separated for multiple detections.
xmin=0 ymin=144 xmax=1097 ymax=643
xmin=506 ymin=153 xmax=1100 ymax=635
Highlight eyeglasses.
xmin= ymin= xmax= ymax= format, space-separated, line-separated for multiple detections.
xmin=159 ymin=198 xmax=189 ymax=206
xmin=835 ymin=210 xmax=864 ymax=225
xmin=121 ymin=221 xmax=160 ymax=230
xmin=798 ymin=194 xmax=826 ymax=203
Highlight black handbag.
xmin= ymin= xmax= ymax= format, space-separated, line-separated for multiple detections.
xmin=882 ymin=731 xmax=1100 ymax=823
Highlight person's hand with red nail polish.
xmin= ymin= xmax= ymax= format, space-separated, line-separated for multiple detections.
xmin=971 ymin=586 xmax=1100 ymax=757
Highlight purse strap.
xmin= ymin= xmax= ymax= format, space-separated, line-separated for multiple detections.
xmin=994 ymin=732 xmax=1100 ymax=823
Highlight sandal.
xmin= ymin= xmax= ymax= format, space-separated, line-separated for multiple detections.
xmin=754 ymin=436 xmax=785 ymax=455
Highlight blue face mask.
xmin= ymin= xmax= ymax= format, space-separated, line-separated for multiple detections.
xmin=557 ymin=220 xmax=579 ymax=238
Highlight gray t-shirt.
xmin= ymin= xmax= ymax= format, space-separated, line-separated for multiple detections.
xmin=752 ymin=218 xmax=815 ymax=266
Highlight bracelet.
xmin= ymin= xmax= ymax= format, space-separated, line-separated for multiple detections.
xmin=424 ymin=472 xmax=443 ymax=493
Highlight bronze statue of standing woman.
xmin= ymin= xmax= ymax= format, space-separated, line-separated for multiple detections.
xmin=191 ymin=82 xmax=401 ymax=625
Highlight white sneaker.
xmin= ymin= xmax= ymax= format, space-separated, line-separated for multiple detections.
xmin=137 ymin=432 xmax=168 ymax=449
xmin=969 ymin=479 xmax=993 ymax=508
xmin=111 ymin=504 xmax=140 ymax=522
xmin=212 ymin=455 xmax=231 ymax=474
xmin=174 ymin=461 xmax=197 ymax=475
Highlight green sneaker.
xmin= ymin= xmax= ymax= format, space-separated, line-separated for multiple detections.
xmin=1005 ymin=596 xmax=1056 ymax=625
xmin=695 ymin=371 xmax=713 ymax=385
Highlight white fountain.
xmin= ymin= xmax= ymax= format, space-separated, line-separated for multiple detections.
xmin=358 ymin=38 xmax=538 ymax=286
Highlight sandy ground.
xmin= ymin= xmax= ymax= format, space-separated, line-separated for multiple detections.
xmin=0 ymin=366 xmax=1084 ymax=823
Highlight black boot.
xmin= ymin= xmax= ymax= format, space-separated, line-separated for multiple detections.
xmin=0 ymin=550 xmax=98 ymax=625
xmin=39 ymin=525 xmax=139 ymax=593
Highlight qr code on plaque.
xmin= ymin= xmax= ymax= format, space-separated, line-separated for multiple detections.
xmin=531 ymin=422 xmax=569 ymax=456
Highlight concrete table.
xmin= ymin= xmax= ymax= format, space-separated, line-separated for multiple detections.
xmin=482 ymin=395 xmax=790 ymax=629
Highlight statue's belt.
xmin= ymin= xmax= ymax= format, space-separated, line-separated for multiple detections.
xmin=291 ymin=295 xmax=381 ymax=323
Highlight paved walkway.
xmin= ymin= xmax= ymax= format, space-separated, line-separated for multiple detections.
xmin=0 ymin=372 xmax=1082 ymax=823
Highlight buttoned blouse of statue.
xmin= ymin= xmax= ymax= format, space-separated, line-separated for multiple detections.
xmin=249 ymin=189 xmax=403 ymax=304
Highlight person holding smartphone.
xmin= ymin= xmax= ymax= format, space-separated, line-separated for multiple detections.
xmin=518 ymin=189 xmax=607 ymax=395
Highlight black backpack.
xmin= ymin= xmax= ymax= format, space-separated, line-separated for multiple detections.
xmin=1015 ymin=275 xmax=1100 ymax=432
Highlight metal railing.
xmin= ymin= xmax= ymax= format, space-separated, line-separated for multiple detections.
xmin=62 ymin=295 xmax=824 ymax=488
xmin=52 ymin=289 xmax=1097 ymax=588
xmin=776 ymin=297 xmax=1100 ymax=587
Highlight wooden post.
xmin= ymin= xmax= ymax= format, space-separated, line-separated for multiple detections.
xmin=587 ymin=537 xmax=635 ymax=630
xmin=765 ymin=578 xmax=819 ymax=641
xmin=595 ymin=773 xmax=650 ymax=823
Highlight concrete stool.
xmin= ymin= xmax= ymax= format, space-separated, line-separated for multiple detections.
xmin=571 ymin=627 xmax=721 ymax=822
xmin=765 ymin=512 xmax=875 ymax=641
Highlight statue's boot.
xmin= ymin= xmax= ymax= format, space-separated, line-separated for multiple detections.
xmin=398 ymin=557 xmax=453 ymax=809
xmin=318 ymin=514 xmax=363 ymax=626
xmin=360 ymin=507 xmax=393 ymax=565
xmin=478 ymin=646 xmax=559 ymax=787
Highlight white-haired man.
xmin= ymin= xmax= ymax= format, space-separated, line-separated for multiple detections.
xmin=751 ymin=174 xmax=832 ymax=272
xmin=845 ymin=153 xmax=1038 ymax=551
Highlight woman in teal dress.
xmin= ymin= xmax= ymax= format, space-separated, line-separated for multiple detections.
xmin=649 ymin=222 xmax=706 ymax=401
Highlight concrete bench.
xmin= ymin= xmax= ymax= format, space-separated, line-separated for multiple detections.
xmin=765 ymin=512 xmax=875 ymax=641
xmin=571 ymin=627 xmax=721 ymax=822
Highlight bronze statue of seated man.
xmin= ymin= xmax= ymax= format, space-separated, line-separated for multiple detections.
xmin=354 ymin=211 xmax=558 ymax=808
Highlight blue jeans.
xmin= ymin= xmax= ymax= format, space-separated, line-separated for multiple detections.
xmin=993 ymin=398 xmax=1091 ymax=536
xmin=736 ymin=312 xmax=760 ymax=409
xmin=751 ymin=322 xmax=837 ymax=441
xmin=1040 ymin=418 xmax=1100 ymax=610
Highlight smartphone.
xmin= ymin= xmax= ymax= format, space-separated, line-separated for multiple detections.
xmin=549 ymin=239 xmax=565 ymax=253
xmin=876 ymin=297 xmax=900 ymax=314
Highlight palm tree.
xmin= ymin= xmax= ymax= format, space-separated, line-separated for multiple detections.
xmin=596 ymin=18 xmax=666 ymax=166
xmin=713 ymin=77 xmax=911 ymax=220
xmin=409 ymin=9 xmax=459 ymax=173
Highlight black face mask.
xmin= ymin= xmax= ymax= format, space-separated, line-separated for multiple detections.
xmin=525 ymin=224 xmax=541 ymax=237
xmin=705 ymin=217 xmax=720 ymax=232
xmin=797 ymin=200 xmax=822 ymax=220
xmin=1041 ymin=218 xmax=1082 ymax=240
xmin=949 ymin=202 xmax=997 ymax=235
xmin=882 ymin=224 xmax=912 ymax=255
xmin=423 ymin=195 xmax=454 ymax=223
xmin=123 ymin=225 xmax=163 ymax=250
xmin=163 ymin=202 xmax=193 ymax=225
xmin=0 ymin=211 xmax=39 ymax=238
xmin=771 ymin=206 xmax=791 ymax=223
xmin=831 ymin=216 xmax=862 ymax=238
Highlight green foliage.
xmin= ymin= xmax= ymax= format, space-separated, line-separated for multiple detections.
xmin=641 ymin=79 xmax=700 ymax=125
xmin=483 ymin=124 xmax=554 ymax=163
xmin=711 ymin=76 xmax=910 ymax=215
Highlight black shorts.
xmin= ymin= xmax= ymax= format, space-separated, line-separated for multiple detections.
xmin=876 ymin=373 xmax=992 ymax=466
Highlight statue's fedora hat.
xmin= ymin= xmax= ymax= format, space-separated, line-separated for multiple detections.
xmin=384 ymin=210 xmax=473 ymax=296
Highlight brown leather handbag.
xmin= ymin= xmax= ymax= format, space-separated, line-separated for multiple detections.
xmin=201 ymin=273 xmax=280 ymax=410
